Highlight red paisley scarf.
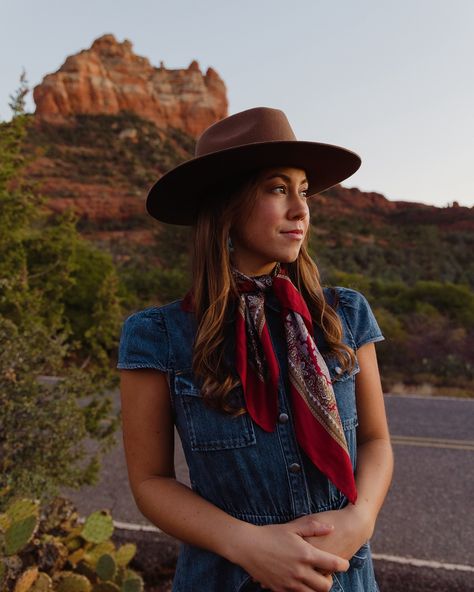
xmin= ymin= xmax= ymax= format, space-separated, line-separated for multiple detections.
xmin=233 ymin=264 xmax=357 ymax=504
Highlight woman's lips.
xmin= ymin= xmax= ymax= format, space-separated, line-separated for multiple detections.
xmin=281 ymin=230 xmax=304 ymax=239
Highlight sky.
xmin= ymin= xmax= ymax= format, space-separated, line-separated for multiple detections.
xmin=1 ymin=0 xmax=473 ymax=208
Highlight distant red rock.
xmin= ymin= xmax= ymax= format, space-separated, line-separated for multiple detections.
xmin=33 ymin=34 xmax=228 ymax=138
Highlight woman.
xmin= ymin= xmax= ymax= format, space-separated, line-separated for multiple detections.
xmin=118 ymin=107 xmax=393 ymax=592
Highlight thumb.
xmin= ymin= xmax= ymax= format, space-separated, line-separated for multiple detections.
xmin=291 ymin=516 xmax=334 ymax=538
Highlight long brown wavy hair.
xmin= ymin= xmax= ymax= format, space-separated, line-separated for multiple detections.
xmin=191 ymin=170 xmax=357 ymax=414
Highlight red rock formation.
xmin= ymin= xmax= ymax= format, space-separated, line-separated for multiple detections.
xmin=33 ymin=34 xmax=228 ymax=138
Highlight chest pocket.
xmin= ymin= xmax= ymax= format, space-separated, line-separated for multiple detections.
xmin=173 ymin=372 xmax=257 ymax=452
xmin=324 ymin=354 xmax=360 ymax=424
xmin=324 ymin=355 xmax=360 ymax=473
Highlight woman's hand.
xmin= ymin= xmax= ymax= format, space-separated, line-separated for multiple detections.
xmin=303 ymin=504 xmax=373 ymax=564
xmin=232 ymin=515 xmax=349 ymax=592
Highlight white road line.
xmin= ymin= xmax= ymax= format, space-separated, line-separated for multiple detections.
xmin=110 ymin=519 xmax=474 ymax=573
xmin=372 ymin=553 xmax=474 ymax=573
xmin=113 ymin=519 xmax=161 ymax=532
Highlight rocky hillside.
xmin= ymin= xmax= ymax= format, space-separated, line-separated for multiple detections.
xmin=33 ymin=34 xmax=228 ymax=138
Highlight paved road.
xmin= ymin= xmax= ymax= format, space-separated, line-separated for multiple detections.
xmin=61 ymin=392 xmax=474 ymax=587
xmin=372 ymin=395 xmax=474 ymax=567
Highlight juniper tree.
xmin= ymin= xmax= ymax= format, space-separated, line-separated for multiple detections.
xmin=0 ymin=75 xmax=122 ymax=507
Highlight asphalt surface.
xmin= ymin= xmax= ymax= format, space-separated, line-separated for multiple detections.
xmin=61 ymin=392 xmax=474 ymax=590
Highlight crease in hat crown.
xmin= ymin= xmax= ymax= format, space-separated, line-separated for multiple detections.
xmin=196 ymin=107 xmax=298 ymax=157
xmin=146 ymin=105 xmax=362 ymax=225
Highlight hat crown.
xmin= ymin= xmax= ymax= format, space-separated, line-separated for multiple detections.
xmin=196 ymin=107 xmax=297 ymax=157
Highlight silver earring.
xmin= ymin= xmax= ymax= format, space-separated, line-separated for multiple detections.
xmin=227 ymin=236 xmax=234 ymax=253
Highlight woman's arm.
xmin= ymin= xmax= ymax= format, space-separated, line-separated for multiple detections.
xmin=304 ymin=341 xmax=394 ymax=560
xmin=120 ymin=368 xmax=349 ymax=591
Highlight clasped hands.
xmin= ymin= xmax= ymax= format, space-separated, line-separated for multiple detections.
xmin=238 ymin=505 xmax=373 ymax=592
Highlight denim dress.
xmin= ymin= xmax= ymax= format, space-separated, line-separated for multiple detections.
xmin=117 ymin=286 xmax=385 ymax=592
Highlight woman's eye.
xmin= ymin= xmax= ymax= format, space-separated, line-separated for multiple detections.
xmin=270 ymin=186 xmax=308 ymax=197
xmin=271 ymin=185 xmax=286 ymax=195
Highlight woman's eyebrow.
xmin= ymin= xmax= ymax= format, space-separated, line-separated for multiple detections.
xmin=265 ymin=173 xmax=309 ymax=185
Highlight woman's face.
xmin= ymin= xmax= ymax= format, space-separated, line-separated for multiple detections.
xmin=230 ymin=166 xmax=310 ymax=276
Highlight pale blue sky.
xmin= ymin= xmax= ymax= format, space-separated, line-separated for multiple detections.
xmin=1 ymin=0 xmax=473 ymax=207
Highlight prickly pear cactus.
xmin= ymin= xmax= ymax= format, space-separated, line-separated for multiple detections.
xmin=92 ymin=582 xmax=120 ymax=592
xmin=115 ymin=544 xmax=136 ymax=567
xmin=29 ymin=571 xmax=53 ymax=592
xmin=84 ymin=541 xmax=115 ymax=567
xmin=3 ymin=498 xmax=40 ymax=556
xmin=68 ymin=547 xmax=86 ymax=567
xmin=54 ymin=570 xmax=92 ymax=592
xmin=65 ymin=534 xmax=84 ymax=552
xmin=5 ymin=499 xmax=39 ymax=523
xmin=5 ymin=515 xmax=39 ymax=556
xmin=81 ymin=511 xmax=114 ymax=544
xmin=121 ymin=574 xmax=144 ymax=592
xmin=0 ymin=497 xmax=145 ymax=592
xmin=96 ymin=553 xmax=116 ymax=581
xmin=13 ymin=566 xmax=38 ymax=592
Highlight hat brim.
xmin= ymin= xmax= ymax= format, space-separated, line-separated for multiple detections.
xmin=146 ymin=140 xmax=361 ymax=225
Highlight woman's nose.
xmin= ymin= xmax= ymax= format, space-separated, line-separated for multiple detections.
xmin=288 ymin=191 xmax=309 ymax=220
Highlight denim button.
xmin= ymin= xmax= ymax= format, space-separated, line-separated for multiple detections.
xmin=334 ymin=366 xmax=343 ymax=375
xmin=278 ymin=412 xmax=289 ymax=424
xmin=289 ymin=463 xmax=301 ymax=473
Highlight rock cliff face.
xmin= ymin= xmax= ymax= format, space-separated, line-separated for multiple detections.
xmin=33 ymin=34 xmax=228 ymax=138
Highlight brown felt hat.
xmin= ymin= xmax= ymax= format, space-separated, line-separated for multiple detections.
xmin=146 ymin=106 xmax=361 ymax=225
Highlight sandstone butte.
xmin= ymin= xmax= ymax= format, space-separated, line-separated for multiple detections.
xmin=33 ymin=33 xmax=228 ymax=138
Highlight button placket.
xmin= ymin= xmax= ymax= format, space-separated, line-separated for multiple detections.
xmin=265 ymin=302 xmax=312 ymax=516
xmin=275 ymin=389 xmax=311 ymax=515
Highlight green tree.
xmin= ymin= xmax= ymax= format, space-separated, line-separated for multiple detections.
xmin=0 ymin=76 xmax=121 ymax=507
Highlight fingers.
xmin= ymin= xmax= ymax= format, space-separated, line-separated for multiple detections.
xmin=276 ymin=565 xmax=335 ymax=592
xmin=309 ymin=545 xmax=350 ymax=574
xmin=301 ymin=570 xmax=334 ymax=592
xmin=290 ymin=515 xmax=334 ymax=539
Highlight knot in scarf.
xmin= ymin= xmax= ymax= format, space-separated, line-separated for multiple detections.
xmin=232 ymin=264 xmax=357 ymax=504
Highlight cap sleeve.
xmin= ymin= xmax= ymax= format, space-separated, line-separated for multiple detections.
xmin=336 ymin=287 xmax=385 ymax=350
xmin=117 ymin=308 xmax=169 ymax=371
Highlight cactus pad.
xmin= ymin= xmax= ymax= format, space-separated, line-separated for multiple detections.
xmin=6 ymin=499 xmax=39 ymax=523
xmin=96 ymin=553 xmax=116 ymax=581
xmin=54 ymin=571 xmax=92 ymax=592
xmin=68 ymin=547 xmax=86 ymax=566
xmin=29 ymin=572 xmax=53 ymax=592
xmin=84 ymin=541 xmax=115 ymax=566
xmin=5 ymin=514 xmax=39 ymax=555
xmin=81 ymin=511 xmax=114 ymax=544
xmin=65 ymin=534 xmax=84 ymax=552
xmin=115 ymin=544 xmax=136 ymax=567
xmin=13 ymin=566 xmax=39 ymax=592
xmin=92 ymin=583 xmax=120 ymax=592
xmin=121 ymin=577 xmax=143 ymax=592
